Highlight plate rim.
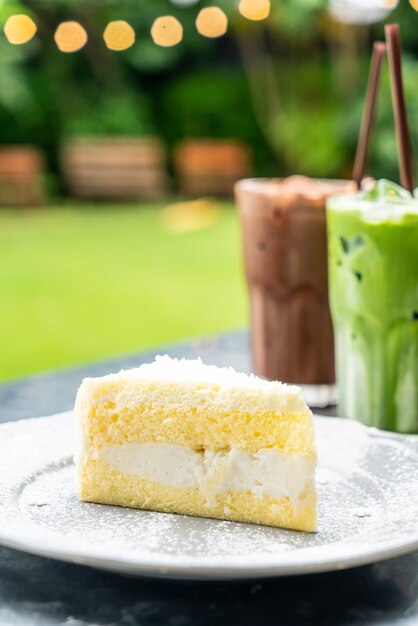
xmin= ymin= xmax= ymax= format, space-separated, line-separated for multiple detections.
xmin=1 ymin=518 xmax=418 ymax=580
xmin=0 ymin=411 xmax=417 ymax=580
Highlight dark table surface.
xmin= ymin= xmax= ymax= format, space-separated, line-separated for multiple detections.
xmin=0 ymin=331 xmax=417 ymax=626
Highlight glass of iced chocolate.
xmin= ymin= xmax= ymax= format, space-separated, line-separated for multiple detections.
xmin=235 ymin=176 xmax=356 ymax=406
xmin=327 ymin=179 xmax=418 ymax=432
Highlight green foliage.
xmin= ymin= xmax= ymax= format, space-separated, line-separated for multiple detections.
xmin=62 ymin=91 xmax=155 ymax=137
xmin=1 ymin=0 xmax=418 ymax=184
xmin=0 ymin=0 xmax=37 ymax=21
xmin=159 ymin=67 xmax=276 ymax=175
xmin=161 ymin=68 xmax=254 ymax=139
xmin=264 ymin=0 xmax=418 ymax=180
xmin=0 ymin=40 xmax=33 ymax=111
xmin=267 ymin=61 xmax=350 ymax=177
xmin=0 ymin=0 xmax=39 ymax=114
xmin=269 ymin=0 xmax=327 ymax=33
xmin=272 ymin=103 xmax=348 ymax=177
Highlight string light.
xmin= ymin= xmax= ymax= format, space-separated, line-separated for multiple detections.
xmin=103 ymin=20 xmax=135 ymax=50
xmin=3 ymin=3 xmax=401 ymax=49
xmin=196 ymin=7 xmax=228 ymax=38
xmin=1 ymin=3 xmax=282 ymax=52
xmin=239 ymin=0 xmax=271 ymax=21
xmin=4 ymin=14 xmax=37 ymax=44
xmin=151 ymin=16 xmax=183 ymax=47
xmin=54 ymin=22 xmax=87 ymax=53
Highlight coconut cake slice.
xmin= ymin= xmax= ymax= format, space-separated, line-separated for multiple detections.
xmin=74 ymin=356 xmax=317 ymax=531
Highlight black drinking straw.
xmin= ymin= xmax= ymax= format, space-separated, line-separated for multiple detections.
xmin=385 ymin=24 xmax=414 ymax=192
xmin=353 ymin=41 xmax=386 ymax=189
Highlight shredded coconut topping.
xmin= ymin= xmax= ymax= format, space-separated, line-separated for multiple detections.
xmin=94 ymin=355 xmax=301 ymax=394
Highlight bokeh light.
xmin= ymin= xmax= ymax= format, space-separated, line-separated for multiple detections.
xmin=4 ymin=14 xmax=37 ymax=45
xmin=196 ymin=7 xmax=228 ymax=38
xmin=329 ymin=0 xmax=396 ymax=23
xmin=409 ymin=0 xmax=418 ymax=10
xmin=379 ymin=0 xmax=399 ymax=7
xmin=151 ymin=16 xmax=183 ymax=47
xmin=239 ymin=0 xmax=271 ymax=21
xmin=103 ymin=20 xmax=135 ymax=51
xmin=54 ymin=21 xmax=88 ymax=53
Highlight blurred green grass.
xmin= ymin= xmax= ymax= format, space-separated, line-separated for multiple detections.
xmin=0 ymin=202 xmax=247 ymax=381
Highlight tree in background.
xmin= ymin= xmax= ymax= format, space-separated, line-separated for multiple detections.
xmin=0 ymin=0 xmax=417 ymax=185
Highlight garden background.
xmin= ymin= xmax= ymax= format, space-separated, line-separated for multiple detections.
xmin=0 ymin=0 xmax=416 ymax=381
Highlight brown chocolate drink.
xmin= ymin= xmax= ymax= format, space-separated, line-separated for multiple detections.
xmin=235 ymin=176 xmax=356 ymax=384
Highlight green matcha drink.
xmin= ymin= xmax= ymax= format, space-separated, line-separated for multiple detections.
xmin=327 ymin=180 xmax=418 ymax=433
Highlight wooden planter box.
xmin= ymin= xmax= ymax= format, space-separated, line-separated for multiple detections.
xmin=60 ymin=137 xmax=169 ymax=201
xmin=0 ymin=146 xmax=45 ymax=206
xmin=173 ymin=139 xmax=252 ymax=197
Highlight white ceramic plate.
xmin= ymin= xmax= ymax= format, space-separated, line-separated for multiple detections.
xmin=0 ymin=412 xmax=417 ymax=580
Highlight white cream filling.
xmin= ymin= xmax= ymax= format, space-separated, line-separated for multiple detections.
xmin=97 ymin=443 xmax=315 ymax=508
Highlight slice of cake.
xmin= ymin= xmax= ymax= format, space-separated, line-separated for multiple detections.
xmin=74 ymin=356 xmax=317 ymax=531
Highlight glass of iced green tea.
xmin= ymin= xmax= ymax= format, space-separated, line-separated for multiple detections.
xmin=327 ymin=180 xmax=418 ymax=433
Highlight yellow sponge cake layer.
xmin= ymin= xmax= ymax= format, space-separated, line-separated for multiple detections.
xmin=75 ymin=356 xmax=317 ymax=531
xmin=79 ymin=459 xmax=317 ymax=530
